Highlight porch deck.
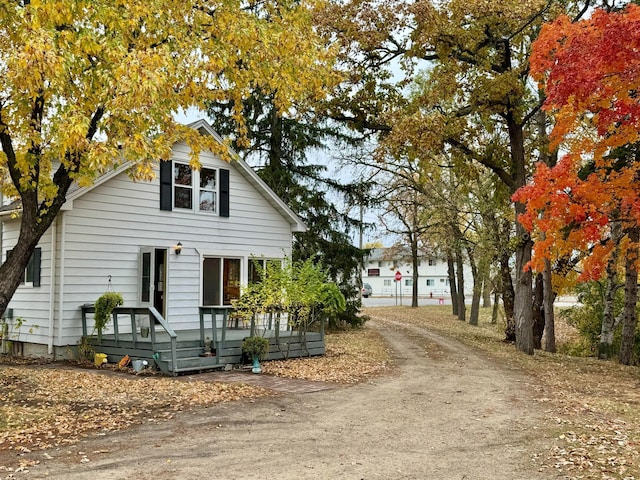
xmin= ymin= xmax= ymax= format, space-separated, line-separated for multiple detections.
xmin=81 ymin=305 xmax=325 ymax=375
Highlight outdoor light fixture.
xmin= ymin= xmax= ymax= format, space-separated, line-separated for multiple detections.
xmin=175 ymin=241 xmax=183 ymax=255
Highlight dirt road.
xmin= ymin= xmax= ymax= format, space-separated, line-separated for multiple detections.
xmin=24 ymin=316 xmax=561 ymax=479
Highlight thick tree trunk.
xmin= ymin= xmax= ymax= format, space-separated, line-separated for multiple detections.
xmin=455 ymin=247 xmax=466 ymax=321
xmin=447 ymin=254 xmax=458 ymax=316
xmin=542 ymin=258 xmax=556 ymax=353
xmin=599 ymin=221 xmax=623 ymax=359
xmin=513 ymin=229 xmax=534 ymax=355
xmin=0 ymin=233 xmax=41 ymax=319
xmin=619 ymin=227 xmax=639 ymax=365
xmin=532 ymin=273 xmax=544 ymax=350
xmin=467 ymin=246 xmax=480 ymax=326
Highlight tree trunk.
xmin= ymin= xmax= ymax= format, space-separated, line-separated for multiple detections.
xmin=410 ymin=236 xmax=419 ymax=308
xmin=0 ymin=231 xmax=41 ymax=319
xmin=491 ymin=291 xmax=500 ymax=324
xmin=448 ymin=254 xmax=458 ymax=316
xmin=532 ymin=273 xmax=544 ymax=350
xmin=619 ymin=227 xmax=639 ymax=365
xmin=467 ymin=245 xmax=480 ymax=326
xmin=500 ymin=249 xmax=515 ymax=341
xmin=599 ymin=220 xmax=623 ymax=359
xmin=455 ymin=247 xmax=466 ymax=321
xmin=542 ymin=258 xmax=556 ymax=353
xmin=514 ymin=229 xmax=534 ymax=354
xmin=482 ymin=272 xmax=492 ymax=309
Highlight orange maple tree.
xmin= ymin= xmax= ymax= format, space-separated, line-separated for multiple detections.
xmin=514 ymin=4 xmax=640 ymax=281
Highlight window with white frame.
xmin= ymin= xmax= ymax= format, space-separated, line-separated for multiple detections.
xmin=426 ymin=279 xmax=435 ymax=286
xmin=384 ymin=279 xmax=391 ymax=286
xmin=198 ymin=168 xmax=217 ymax=212
xmin=160 ymin=160 xmax=229 ymax=216
xmin=203 ymin=257 xmax=241 ymax=306
xmin=174 ymin=163 xmax=218 ymax=213
xmin=248 ymin=258 xmax=282 ymax=284
xmin=405 ymin=279 xmax=413 ymax=286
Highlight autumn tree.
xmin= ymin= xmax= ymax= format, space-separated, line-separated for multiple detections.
xmin=315 ymin=0 xmax=593 ymax=353
xmin=0 ymin=0 xmax=336 ymax=320
xmin=516 ymin=4 xmax=640 ymax=364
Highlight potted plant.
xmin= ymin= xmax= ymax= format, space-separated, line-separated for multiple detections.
xmin=93 ymin=291 xmax=124 ymax=335
xmin=241 ymin=336 xmax=269 ymax=373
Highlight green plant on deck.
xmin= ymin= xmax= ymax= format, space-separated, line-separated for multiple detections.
xmin=93 ymin=292 xmax=124 ymax=333
xmin=0 ymin=317 xmax=38 ymax=355
xmin=242 ymin=335 xmax=269 ymax=360
xmin=235 ymin=257 xmax=347 ymax=332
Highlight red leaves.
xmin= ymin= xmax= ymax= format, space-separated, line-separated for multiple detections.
xmin=515 ymin=5 xmax=640 ymax=281
xmin=531 ymin=5 xmax=640 ymax=151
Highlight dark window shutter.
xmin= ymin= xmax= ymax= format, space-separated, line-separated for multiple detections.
xmin=159 ymin=160 xmax=173 ymax=211
xmin=32 ymin=248 xmax=41 ymax=287
xmin=6 ymin=248 xmax=39 ymax=285
xmin=219 ymin=168 xmax=229 ymax=217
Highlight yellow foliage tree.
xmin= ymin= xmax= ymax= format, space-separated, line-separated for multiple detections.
xmin=0 ymin=0 xmax=336 ymax=317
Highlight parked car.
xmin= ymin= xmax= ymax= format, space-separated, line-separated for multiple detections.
xmin=362 ymin=283 xmax=373 ymax=298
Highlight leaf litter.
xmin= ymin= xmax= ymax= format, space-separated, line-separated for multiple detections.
xmin=365 ymin=305 xmax=640 ymax=480
xmin=0 ymin=325 xmax=392 ymax=466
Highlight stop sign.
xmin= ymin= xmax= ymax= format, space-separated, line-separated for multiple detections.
xmin=395 ymin=271 xmax=402 ymax=281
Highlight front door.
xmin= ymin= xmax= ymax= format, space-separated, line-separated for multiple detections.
xmin=140 ymin=247 xmax=167 ymax=318
xmin=153 ymin=248 xmax=167 ymax=317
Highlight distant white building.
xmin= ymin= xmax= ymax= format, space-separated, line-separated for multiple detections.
xmin=361 ymin=248 xmax=473 ymax=298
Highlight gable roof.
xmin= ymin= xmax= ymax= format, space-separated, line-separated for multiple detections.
xmin=0 ymin=120 xmax=307 ymax=232
xmin=187 ymin=119 xmax=306 ymax=233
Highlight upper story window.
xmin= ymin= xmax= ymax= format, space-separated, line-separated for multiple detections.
xmin=160 ymin=160 xmax=229 ymax=217
xmin=174 ymin=163 xmax=218 ymax=213
xmin=174 ymin=163 xmax=193 ymax=209
xmin=199 ymin=168 xmax=217 ymax=212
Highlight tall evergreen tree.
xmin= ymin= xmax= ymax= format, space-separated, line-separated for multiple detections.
xmin=207 ymin=91 xmax=370 ymax=326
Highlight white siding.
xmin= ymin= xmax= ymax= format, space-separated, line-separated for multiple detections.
xmin=3 ymin=220 xmax=54 ymax=344
xmin=6 ymin=142 xmax=297 ymax=347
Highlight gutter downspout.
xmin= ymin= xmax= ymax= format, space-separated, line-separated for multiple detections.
xmin=47 ymin=218 xmax=58 ymax=355
xmin=56 ymin=212 xmax=66 ymax=348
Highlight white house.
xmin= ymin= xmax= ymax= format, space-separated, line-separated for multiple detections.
xmin=0 ymin=120 xmax=306 ymax=360
xmin=362 ymin=248 xmax=473 ymax=298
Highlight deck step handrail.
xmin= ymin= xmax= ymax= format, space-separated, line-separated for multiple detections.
xmin=148 ymin=306 xmax=178 ymax=375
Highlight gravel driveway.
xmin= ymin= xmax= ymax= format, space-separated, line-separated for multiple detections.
xmin=24 ymin=315 xmax=562 ymax=480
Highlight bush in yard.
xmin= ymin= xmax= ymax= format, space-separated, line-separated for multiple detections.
xmin=559 ymin=281 xmax=640 ymax=360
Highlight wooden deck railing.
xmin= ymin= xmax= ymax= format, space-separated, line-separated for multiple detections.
xmin=80 ymin=305 xmax=178 ymax=374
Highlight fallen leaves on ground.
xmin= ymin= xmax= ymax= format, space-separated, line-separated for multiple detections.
xmin=0 ymin=366 xmax=269 ymax=453
xmin=261 ymin=326 xmax=393 ymax=383
xmin=365 ymin=306 xmax=640 ymax=480
xmin=0 ymin=326 xmax=392 ymax=459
